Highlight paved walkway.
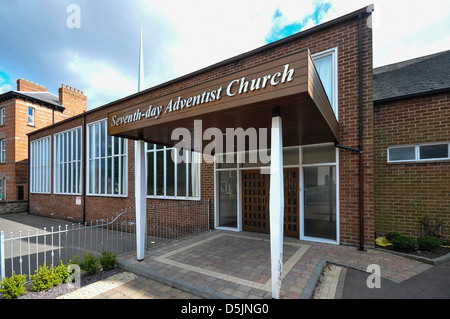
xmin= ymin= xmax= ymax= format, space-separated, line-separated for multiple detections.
xmin=112 ymin=230 xmax=432 ymax=299
xmin=53 ymin=229 xmax=450 ymax=300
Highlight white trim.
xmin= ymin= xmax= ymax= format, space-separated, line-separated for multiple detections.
xmin=214 ymin=142 xmax=340 ymax=245
xmin=387 ymin=142 xmax=450 ymax=163
xmin=145 ymin=144 xmax=201 ymax=201
xmin=53 ymin=126 xmax=82 ymax=195
xmin=312 ymin=47 xmax=339 ymax=119
xmin=300 ymin=146 xmax=339 ymax=245
xmin=28 ymin=107 xmax=35 ymax=126
xmin=86 ymin=119 xmax=128 ymax=197
xmin=30 ymin=135 xmax=52 ymax=194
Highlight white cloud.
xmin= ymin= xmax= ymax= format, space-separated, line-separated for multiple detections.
xmin=320 ymin=0 xmax=450 ymax=66
xmin=65 ymin=52 xmax=137 ymax=109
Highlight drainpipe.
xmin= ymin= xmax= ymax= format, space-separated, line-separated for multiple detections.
xmin=357 ymin=13 xmax=365 ymax=251
xmin=335 ymin=10 xmax=371 ymax=251
xmin=82 ymin=112 xmax=86 ymax=223
xmin=27 ymin=135 xmax=30 ymax=213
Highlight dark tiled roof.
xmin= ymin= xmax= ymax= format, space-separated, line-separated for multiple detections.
xmin=373 ymin=50 xmax=450 ymax=103
xmin=0 ymin=91 xmax=65 ymax=111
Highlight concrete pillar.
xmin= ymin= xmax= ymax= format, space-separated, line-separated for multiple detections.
xmin=269 ymin=112 xmax=284 ymax=299
xmin=135 ymin=140 xmax=147 ymax=261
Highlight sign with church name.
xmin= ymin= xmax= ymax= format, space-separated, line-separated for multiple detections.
xmin=108 ymin=49 xmax=310 ymax=136
xmin=110 ymin=64 xmax=294 ymax=128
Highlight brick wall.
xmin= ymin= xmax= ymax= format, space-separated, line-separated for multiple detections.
xmin=16 ymin=79 xmax=47 ymax=92
xmin=58 ymin=84 xmax=88 ymax=118
xmin=28 ymin=12 xmax=374 ymax=247
xmin=374 ymin=92 xmax=450 ymax=237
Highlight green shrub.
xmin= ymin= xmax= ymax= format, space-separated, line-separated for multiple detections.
xmin=417 ymin=236 xmax=441 ymax=251
xmin=386 ymin=232 xmax=402 ymax=242
xmin=79 ymin=252 xmax=100 ymax=275
xmin=31 ymin=263 xmax=58 ymax=292
xmin=54 ymin=260 xmax=72 ymax=285
xmin=390 ymin=235 xmax=418 ymax=253
xmin=99 ymin=249 xmax=118 ymax=271
xmin=0 ymin=272 xmax=27 ymax=299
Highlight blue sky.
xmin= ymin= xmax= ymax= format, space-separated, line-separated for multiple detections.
xmin=0 ymin=0 xmax=449 ymax=110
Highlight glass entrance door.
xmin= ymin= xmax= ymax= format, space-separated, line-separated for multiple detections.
xmin=217 ymin=170 xmax=238 ymax=228
xmin=301 ymin=145 xmax=337 ymax=242
xmin=303 ymin=165 xmax=336 ymax=241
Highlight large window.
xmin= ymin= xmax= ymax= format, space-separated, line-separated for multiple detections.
xmin=313 ymin=48 xmax=338 ymax=117
xmin=146 ymin=144 xmax=200 ymax=199
xmin=30 ymin=136 xmax=51 ymax=193
xmin=388 ymin=142 xmax=450 ymax=163
xmin=87 ymin=119 xmax=128 ymax=196
xmin=54 ymin=127 xmax=82 ymax=195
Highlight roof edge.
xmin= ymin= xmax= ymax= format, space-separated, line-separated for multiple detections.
xmin=374 ymin=87 xmax=450 ymax=104
xmin=0 ymin=91 xmax=65 ymax=111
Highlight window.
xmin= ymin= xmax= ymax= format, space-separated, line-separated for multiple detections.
xmin=0 ymin=178 xmax=5 ymax=200
xmin=30 ymin=136 xmax=51 ymax=193
xmin=388 ymin=143 xmax=450 ymax=163
xmin=87 ymin=119 xmax=128 ymax=196
xmin=54 ymin=127 xmax=82 ymax=194
xmin=28 ymin=107 xmax=35 ymax=125
xmin=146 ymin=143 xmax=201 ymax=199
xmin=313 ymin=48 xmax=338 ymax=117
xmin=0 ymin=107 xmax=5 ymax=125
xmin=0 ymin=139 xmax=5 ymax=162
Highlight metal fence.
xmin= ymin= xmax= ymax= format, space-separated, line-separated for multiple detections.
xmin=0 ymin=207 xmax=136 ymax=282
xmin=147 ymin=199 xmax=210 ymax=248
xmin=0 ymin=199 xmax=211 ymax=282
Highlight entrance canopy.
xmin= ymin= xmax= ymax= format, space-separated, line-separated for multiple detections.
xmin=108 ymin=49 xmax=340 ymax=151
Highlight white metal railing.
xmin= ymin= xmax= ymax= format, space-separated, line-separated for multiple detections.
xmin=0 ymin=207 xmax=136 ymax=283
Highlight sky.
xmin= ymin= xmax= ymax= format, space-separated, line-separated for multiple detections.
xmin=0 ymin=0 xmax=449 ymax=110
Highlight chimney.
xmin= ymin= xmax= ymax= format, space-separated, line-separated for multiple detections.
xmin=58 ymin=84 xmax=88 ymax=117
xmin=16 ymin=78 xmax=47 ymax=92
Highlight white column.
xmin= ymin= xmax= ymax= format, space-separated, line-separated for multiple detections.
xmin=269 ymin=114 xmax=284 ymax=299
xmin=135 ymin=140 xmax=147 ymax=261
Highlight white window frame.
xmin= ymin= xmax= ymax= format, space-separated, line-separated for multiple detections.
xmin=30 ymin=136 xmax=51 ymax=194
xmin=0 ymin=139 xmax=5 ymax=163
xmin=0 ymin=177 xmax=5 ymax=200
xmin=86 ymin=119 xmax=128 ymax=197
xmin=0 ymin=107 xmax=5 ymax=126
xmin=312 ymin=47 xmax=339 ymax=118
xmin=145 ymin=143 xmax=201 ymax=200
xmin=54 ymin=127 xmax=82 ymax=195
xmin=387 ymin=142 xmax=450 ymax=163
xmin=28 ymin=107 xmax=35 ymax=126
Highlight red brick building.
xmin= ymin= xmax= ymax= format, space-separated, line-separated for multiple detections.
xmin=0 ymin=78 xmax=86 ymax=210
xmin=28 ymin=6 xmax=375 ymax=249
xmin=373 ymin=50 xmax=450 ymax=238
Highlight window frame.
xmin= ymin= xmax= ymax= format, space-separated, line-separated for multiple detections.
xmin=53 ymin=126 xmax=83 ymax=195
xmin=30 ymin=135 xmax=52 ymax=194
xmin=0 ymin=177 xmax=5 ymax=200
xmin=387 ymin=142 xmax=450 ymax=163
xmin=0 ymin=107 xmax=5 ymax=126
xmin=312 ymin=47 xmax=338 ymax=118
xmin=145 ymin=143 xmax=201 ymax=200
xmin=0 ymin=139 xmax=5 ymax=163
xmin=28 ymin=107 xmax=35 ymax=126
xmin=86 ymin=119 xmax=128 ymax=197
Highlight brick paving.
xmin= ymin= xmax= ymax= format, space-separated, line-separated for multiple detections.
xmin=114 ymin=230 xmax=432 ymax=299
xmin=57 ymin=230 xmax=433 ymax=299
